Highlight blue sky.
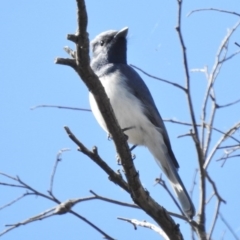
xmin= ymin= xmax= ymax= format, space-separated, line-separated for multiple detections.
xmin=1 ymin=0 xmax=240 ymax=239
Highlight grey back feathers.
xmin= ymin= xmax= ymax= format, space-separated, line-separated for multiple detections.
xmin=89 ymin=27 xmax=195 ymax=218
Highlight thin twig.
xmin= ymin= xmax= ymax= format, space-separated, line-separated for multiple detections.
xmin=0 ymin=192 xmax=30 ymax=211
xmin=217 ymin=144 xmax=240 ymax=149
xmin=31 ymin=104 xmax=91 ymax=112
xmin=164 ymin=119 xmax=240 ymax=144
xmin=217 ymin=154 xmax=240 ymax=167
xmin=69 ymin=210 xmax=115 ymax=240
xmin=202 ymin=20 xmax=240 ymax=159
xmin=204 ymin=121 xmax=240 ymax=169
xmin=189 ymin=169 xmax=198 ymax=199
xmin=176 ymin=0 xmax=205 ymax=228
xmin=89 ymin=190 xmax=138 ymax=209
xmin=0 ymin=182 xmax=26 ymax=188
xmin=208 ymin=200 xmax=221 ymax=240
xmin=205 ymin=172 xmax=226 ymax=204
xmin=187 ymin=8 xmax=240 ymax=17
xmin=155 ymin=176 xmax=185 ymax=217
xmin=216 ymin=98 xmax=240 ymax=109
xmin=217 ymin=154 xmax=240 ymax=162
xmin=219 ymin=213 xmax=240 ymax=240
xmin=205 ymin=193 xmax=215 ymax=205
xmin=49 ymin=148 xmax=70 ymax=195
xmin=219 ymin=49 xmax=240 ymax=64
xmin=130 ymin=64 xmax=186 ymax=92
xmin=0 ymin=208 xmax=56 ymax=237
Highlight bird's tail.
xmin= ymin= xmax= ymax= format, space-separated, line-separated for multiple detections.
xmin=148 ymin=142 xmax=195 ymax=218
xmin=163 ymin=158 xmax=195 ymax=219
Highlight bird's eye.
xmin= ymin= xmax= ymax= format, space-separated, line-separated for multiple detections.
xmin=100 ymin=40 xmax=104 ymax=46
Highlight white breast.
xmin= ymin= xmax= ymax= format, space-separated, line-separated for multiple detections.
xmin=89 ymin=71 xmax=160 ymax=146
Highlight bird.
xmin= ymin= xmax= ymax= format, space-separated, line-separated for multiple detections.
xmin=89 ymin=27 xmax=195 ymax=218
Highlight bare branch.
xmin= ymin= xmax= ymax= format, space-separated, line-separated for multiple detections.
xmin=64 ymin=125 xmax=186 ymax=238
xmin=0 ymin=192 xmax=30 ymax=211
xmin=202 ymin=20 xmax=240 ymax=159
xmin=205 ymin=193 xmax=215 ymax=205
xmin=0 ymin=208 xmax=56 ymax=237
xmin=219 ymin=213 xmax=240 ymax=240
xmin=89 ymin=190 xmax=138 ymax=209
xmin=49 ymin=148 xmax=70 ymax=195
xmin=219 ymin=49 xmax=240 ymax=64
xmin=204 ymin=121 xmax=240 ymax=169
xmin=189 ymin=169 xmax=198 ymax=199
xmin=217 ymin=154 xmax=240 ymax=162
xmin=164 ymin=119 xmax=240 ymax=144
xmin=89 ymin=190 xmax=185 ymax=220
xmin=67 ymin=34 xmax=78 ymax=43
xmin=31 ymin=104 xmax=91 ymax=112
xmin=55 ymin=57 xmax=77 ymax=70
xmin=216 ymin=98 xmax=240 ymax=109
xmin=176 ymin=0 xmax=201 ymax=148
xmin=69 ymin=210 xmax=116 ymax=240
xmin=217 ymin=154 xmax=240 ymax=167
xmin=208 ymin=200 xmax=221 ymax=240
xmin=155 ymin=176 xmax=185 ymax=217
xmin=117 ymin=217 xmax=170 ymax=240
xmin=217 ymin=144 xmax=240 ymax=150
xmin=64 ymin=126 xmax=130 ymax=193
xmin=130 ymin=64 xmax=186 ymax=92
xmin=64 ymin=46 xmax=76 ymax=58
xmin=205 ymin=172 xmax=226 ymax=204
xmin=0 ymin=182 xmax=26 ymax=188
xmin=0 ymin=173 xmax=56 ymax=202
xmin=176 ymin=1 xmax=205 ymax=228
xmin=187 ymin=8 xmax=240 ymax=17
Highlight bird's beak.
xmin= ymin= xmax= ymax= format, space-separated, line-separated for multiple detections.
xmin=114 ymin=27 xmax=128 ymax=39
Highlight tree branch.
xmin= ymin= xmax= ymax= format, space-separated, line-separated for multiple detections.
xmin=117 ymin=217 xmax=170 ymax=240
xmin=31 ymin=104 xmax=91 ymax=112
xmin=176 ymin=0 xmax=205 ymax=230
xmin=130 ymin=64 xmax=187 ymax=92
xmin=187 ymin=8 xmax=240 ymax=17
xmin=204 ymin=121 xmax=240 ymax=169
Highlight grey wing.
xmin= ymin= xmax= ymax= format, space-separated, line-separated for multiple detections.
xmin=119 ymin=64 xmax=179 ymax=169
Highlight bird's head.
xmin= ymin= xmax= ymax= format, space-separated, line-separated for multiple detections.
xmin=90 ymin=27 xmax=128 ymax=71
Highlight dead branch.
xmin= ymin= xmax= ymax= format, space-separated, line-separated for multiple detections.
xmin=31 ymin=104 xmax=91 ymax=112
xmin=0 ymin=208 xmax=56 ymax=237
xmin=64 ymin=126 xmax=130 ymax=192
xmin=49 ymin=148 xmax=70 ymax=195
xmin=202 ymin=20 xmax=240 ymax=160
xmin=0 ymin=192 xmax=31 ymax=211
xmin=130 ymin=64 xmax=187 ymax=92
xmin=155 ymin=176 xmax=185 ymax=217
xmin=219 ymin=213 xmax=240 ymax=240
xmin=204 ymin=121 xmax=240 ymax=169
xmin=208 ymin=200 xmax=221 ymax=240
xmin=187 ymin=8 xmax=240 ymax=17
xmin=118 ymin=217 xmax=170 ymax=240
xmin=189 ymin=169 xmax=198 ymax=199
xmin=64 ymin=125 xmax=184 ymax=239
xmin=176 ymin=0 xmax=205 ymax=231
xmin=216 ymin=98 xmax=240 ymax=109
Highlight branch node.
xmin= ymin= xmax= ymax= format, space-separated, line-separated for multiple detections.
xmin=67 ymin=34 xmax=79 ymax=43
xmin=92 ymin=146 xmax=98 ymax=155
